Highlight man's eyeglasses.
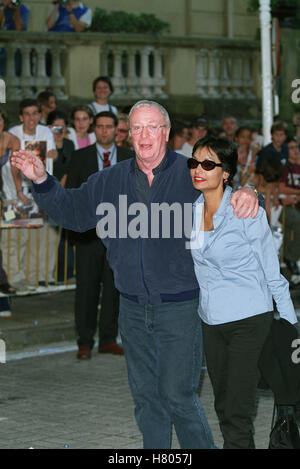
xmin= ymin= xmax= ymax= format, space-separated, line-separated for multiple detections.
xmin=130 ymin=124 xmax=166 ymax=135
xmin=187 ymin=158 xmax=223 ymax=171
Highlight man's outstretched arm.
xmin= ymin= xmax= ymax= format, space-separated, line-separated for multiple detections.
xmin=11 ymin=150 xmax=99 ymax=233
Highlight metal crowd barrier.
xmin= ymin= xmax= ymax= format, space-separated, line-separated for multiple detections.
xmin=1 ymin=226 xmax=76 ymax=296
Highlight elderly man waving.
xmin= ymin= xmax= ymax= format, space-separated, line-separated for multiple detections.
xmin=11 ymin=100 xmax=258 ymax=449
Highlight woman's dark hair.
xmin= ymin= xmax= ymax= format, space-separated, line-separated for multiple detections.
xmin=255 ymin=154 xmax=283 ymax=183
xmin=92 ymin=75 xmax=114 ymax=94
xmin=47 ymin=110 xmax=68 ymax=126
xmin=70 ymin=105 xmax=94 ymax=129
xmin=192 ymin=136 xmax=238 ymax=187
xmin=234 ymin=126 xmax=251 ymax=139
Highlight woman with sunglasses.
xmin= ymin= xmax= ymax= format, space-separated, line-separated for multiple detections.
xmin=188 ymin=136 xmax=297 ymax=449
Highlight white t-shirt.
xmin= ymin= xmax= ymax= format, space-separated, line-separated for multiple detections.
xmin=88 ymin=102 xmax=118 ymax=116
xmin=177 ymin=142 xmax=193 ymax=158
xmin=9 ymin=124 xmax=56 ymax=193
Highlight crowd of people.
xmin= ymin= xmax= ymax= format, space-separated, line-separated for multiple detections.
xmin=0 ymin=1 xmax=299 ymax=450
xmin=0 ymin=78 xmax=299 ymax=315
xmin=0 ymin=1 xmax=92 ymax=33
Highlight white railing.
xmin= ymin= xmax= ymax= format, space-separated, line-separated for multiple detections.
xmin=195 ymin=47 xmax=256 ymax=100
xmin=0 ymin=37 xmax=67 ymax=100
xmin=101 ymin=45 xmax=167 ymax=99
xmin=0 ymin=32 xmax=260 ymax=102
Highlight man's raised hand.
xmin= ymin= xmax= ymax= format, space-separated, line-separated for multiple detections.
xmin=11 ymin=150 xmax=48 ymax=185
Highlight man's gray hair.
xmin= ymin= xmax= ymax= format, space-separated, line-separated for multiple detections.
xmin=129 ymin=100 xmax=171 ymax=127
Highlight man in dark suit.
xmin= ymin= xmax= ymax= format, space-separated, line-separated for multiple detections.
xmin=66 ymin=111 xmax=134 ymax=359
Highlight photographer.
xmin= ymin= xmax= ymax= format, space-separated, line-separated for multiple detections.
xmin=0 ymin=0 xmax=30 ymax=31
xmin=46 ymin=0 xmax=92 ymax=33
xmin=47 ymin=109 xmax=74 ymax=186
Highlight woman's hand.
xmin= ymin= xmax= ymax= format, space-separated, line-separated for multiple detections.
xmin=11 ymin=150 xmax=47 ymax=185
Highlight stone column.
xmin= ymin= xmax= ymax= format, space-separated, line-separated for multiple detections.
xmin=139 ymin=46 xmax=152 ymax=98
xmin=36 ymin=44 xmax=50 ymax=95
xmin=20 ymin=44 xmax=34 ymax=97
xmin=196 ymin=48 xmax=208 ymax=98
xmin=153 ymin=48 xmax=167 ymax=98
xmin=5 ymin=43 xmax=20 ymax=100
xmin=111 ymin=47 xmax=124 ymax=98
xmin=126 ymin=47 xmax=139 ymax=98
xmin=50 ymin=44 xmax=66 ymax=100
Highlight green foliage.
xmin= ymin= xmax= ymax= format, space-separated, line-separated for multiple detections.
xmin=89 ymin=8 xmax=170 ymax=35
xmin=247 ymin=0 xmax=300 ymax=28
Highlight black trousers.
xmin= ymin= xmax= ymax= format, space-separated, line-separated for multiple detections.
xmin=202 ymin=312 xmax=273 ymax=449
xmin=74 ymin=238 xmax=119 ymax=349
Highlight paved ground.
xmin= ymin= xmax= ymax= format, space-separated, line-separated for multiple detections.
xmin=1 ymin=345 xmax=275 ymax=450
xmin=0 ymin=288 xmax=299 ymax=450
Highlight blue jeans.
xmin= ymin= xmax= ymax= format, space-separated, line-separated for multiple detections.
xmin=118 ymin=296 xmax=215 ymax=449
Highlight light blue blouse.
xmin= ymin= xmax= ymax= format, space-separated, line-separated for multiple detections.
xmin=191 ymin=186 xmax=297 ymax=325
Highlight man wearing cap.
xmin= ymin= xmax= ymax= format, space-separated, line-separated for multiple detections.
xmin=178 ymin=116 xmax=208 ymax=158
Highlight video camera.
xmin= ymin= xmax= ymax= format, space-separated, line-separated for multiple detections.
xmin=10 ymin=0 xmax=21 ymax=6
xmin=50 ymin=126 xmax=64 ymax=135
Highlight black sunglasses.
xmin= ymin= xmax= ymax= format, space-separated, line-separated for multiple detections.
xmin=187 ymin=158 xmax=223 ymax=171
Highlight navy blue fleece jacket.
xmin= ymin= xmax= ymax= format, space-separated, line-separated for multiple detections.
xmin=32 ymin=149 xmax=201 ymax=304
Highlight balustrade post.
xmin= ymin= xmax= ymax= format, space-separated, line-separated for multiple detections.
xmin=207 ymin=49 xmax=220 ymax=98
xmin=126 ymin=47 xmax=139 ymax=98
xmin=196 ymin=48 xmax=208 ymax=98
xmin=231 ymin=51 xmax=243 ymax=98
xmin=242 ymin=52 xmax=255 ymax=99
xmin=111 ymin=47 xmax=125 ymax=97
xmin=50 ymin=44 xmax=67 ymax=99
xmin=219 ymin=49 xmax=232 ymax=99
xmin=139 ymin=46 xmax=153 ymax=98
xmin=153 ymin=48 xmax=167 ymax=98
xmin=20 ymin=44 xmax=34 ymax=97
xmin=35 ymin=44 xmax=50 ymax=95
xmin=5 ymin=43 xmax=21 ymax=100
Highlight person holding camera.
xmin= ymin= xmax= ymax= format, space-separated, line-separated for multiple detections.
xmin=0 ymin=0 xmax=30 ymax=76
xmin=46 ymin=0 xmax=92 ymax=33
xmin=0 ymin=0 xmax=30 ymax=31
xmin=47 ymin=110 xmax=74 ymax=186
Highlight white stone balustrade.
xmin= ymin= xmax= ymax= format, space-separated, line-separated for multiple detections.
xmin=195 ymin=45 xmax=257 ymax=100
xmin=0 ymin=32 xmax=260 ymax=103
xmin=101 ymin=44 xmax=168 ymax=99
xmin=0 ymin=39 xmax=66 ymax=101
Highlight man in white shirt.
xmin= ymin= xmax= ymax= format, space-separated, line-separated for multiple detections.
xmin=8 ymin=98 xmax=58 ymax=286
xmin=178 ymin=116 xmax=208 ymax=158
xmin=10 ymin=98 xmax=57 ymax=199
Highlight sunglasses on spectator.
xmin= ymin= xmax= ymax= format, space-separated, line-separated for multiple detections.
xmin=187 ymin=158 xmax=223 ymax=171
xmin=117 ymin=128 xmax=129 ymax=134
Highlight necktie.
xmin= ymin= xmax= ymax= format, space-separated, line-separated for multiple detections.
xmin=103 ymin=151 xmax=111 ymax=168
